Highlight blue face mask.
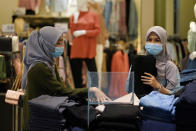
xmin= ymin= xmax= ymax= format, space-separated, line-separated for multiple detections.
xmin=145 ymin=43 xmax=163 ymax=55
xmin=51 ymin=47 xmax=64 ymax=57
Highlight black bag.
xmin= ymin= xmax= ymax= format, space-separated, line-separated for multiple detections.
xmin=65 ymin=105 xmax=97 ymax=130
xmin=90 ymin=104 xmax=141 ymax=131
xmin=0 ymin=37 xmax=12 ymax=52
xmin=132 ymin=55 xmax=157 ymax=98
xmin=90 ymin=65 xmax=141 ymax=131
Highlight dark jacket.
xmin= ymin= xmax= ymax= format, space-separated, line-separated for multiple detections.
xmin=23 ymin=63 xmax=88 ymax=131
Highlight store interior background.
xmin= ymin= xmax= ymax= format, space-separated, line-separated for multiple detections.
xmin=0 ymin=1 xmax=196 ymax=131
xmin=0 ymin=0 xmax=196 ymax=51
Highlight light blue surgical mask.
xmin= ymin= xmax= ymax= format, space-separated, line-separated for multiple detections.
xmin=145 ymin=43 xmax=163 ymax=55
xmin=51 ymin=47 xmax=64 ymax=57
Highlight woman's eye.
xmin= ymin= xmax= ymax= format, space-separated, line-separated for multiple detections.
xmin=147 ymin=39 xmax=152 ymax=42
xmin=155 ymin=40 xmax=160 ymax=42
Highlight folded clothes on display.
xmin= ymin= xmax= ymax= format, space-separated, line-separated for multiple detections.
xmin=28 ymin=95 xmax=79 ymax=131
xmin=175 ymin=80 xmax=196 ymax=130
xmin=186 ymin=58 xmax=196 ymax=70
xmin=141 ymin=119 xmax=176 ymax=131
xmin=140 ymin=91 xmax=178 ymax=122
xmin=90 ymin=103 xmax=141 ymax=131
xmin=180 ymin=69 xmax=196 ymax=86
xmin=65 ymin=105 xmax=96 ymax=130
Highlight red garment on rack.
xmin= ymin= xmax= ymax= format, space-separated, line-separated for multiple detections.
xmin=70 ymin=11 xmax=100 ymax=59
xmin=108 ymin=51 xmax=129 ymax=99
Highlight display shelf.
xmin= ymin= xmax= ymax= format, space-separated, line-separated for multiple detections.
xmin=13 ymin=15 xmax=69 ymax=28
xmin=0 ymin=51 xmax=20 ymax=55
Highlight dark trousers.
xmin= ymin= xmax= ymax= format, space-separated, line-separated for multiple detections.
xmin=70 ymin=58 xmax=98 ymax=88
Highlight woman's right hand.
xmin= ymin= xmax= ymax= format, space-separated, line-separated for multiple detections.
xmin=141 ymin=72 xmax=161 ymax=89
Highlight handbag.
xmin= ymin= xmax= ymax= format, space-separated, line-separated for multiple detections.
xmin=5 ymin=90 xmax=24 ymax=106
xmin=5 ymin=46 xmax=25 ymax=106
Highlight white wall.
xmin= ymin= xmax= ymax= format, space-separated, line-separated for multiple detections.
xmin=141 ymin=0 xmax=154 ymax=48
xmin=166 ymin=0 xmax=174 ymax=36
xmin=179 ymin=0 xmax=196 ymax=39
xmin=0 ymin=0 xmax=18 ymax=29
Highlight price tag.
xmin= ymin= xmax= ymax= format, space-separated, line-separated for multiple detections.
xmin=54 ymin=23 xmax=68 ymax=32
xmin=2 ymin=24 xmax=15 ymax=33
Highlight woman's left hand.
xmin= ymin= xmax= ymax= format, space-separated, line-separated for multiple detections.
xmin=141 ymin=72 xmax=161 ymax=89
xmin=90 ymin=87 xmax=111 ymax=103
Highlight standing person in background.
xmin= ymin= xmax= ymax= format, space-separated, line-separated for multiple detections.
xmin=141 ymin=26 xmax=180 ymax=95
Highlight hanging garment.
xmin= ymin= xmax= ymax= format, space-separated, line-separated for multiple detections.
xmin=181 ymin=41 xmax=189 ymax=70
xmin=104 ymin=0 xmax=113 ymax=29
xmin=166 ymin=42 xmax=177 ymax=62
xmin=70 ymin=11 xmax=100 ymax=59
xmin=187 ymin=30 xmax=196 ymax=53
xmin=128 ymin=0 xmax=138 ymax=40
xmin=176 ymin=43 xmax=183 ymax=67
xmin=99 ymin=53 xmax=108 ymax=92
xmin=119 ymin=0 xmax=127 ymax=36
xmin=182 ymin=40 xmax=189 ymax=56
xmin=95 ymin=44 xmax=104 ymax=89
xmin=102 ymin=53 xmax=107 ymax=72
xmin=108 ymin=51 xmax=129 ymax=99
xmin=108 ymin=0 xmax=120 ymax=37
xmin=88 ymin=1 xmax=109 ymax=46
xmin=104 ymin=48 xmax=116 ymax=72
xmin=95 ymin=44 xmax=104 ymax=73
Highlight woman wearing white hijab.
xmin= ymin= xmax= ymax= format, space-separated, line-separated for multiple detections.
xmin=141 ymin=26 xmax=180 ymax=95
xmin=22 ymin=26 xmax=110 ymax=131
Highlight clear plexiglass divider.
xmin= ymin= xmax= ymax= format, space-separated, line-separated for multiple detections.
xmin=87 ymin=71 xmax=135 ymax=127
